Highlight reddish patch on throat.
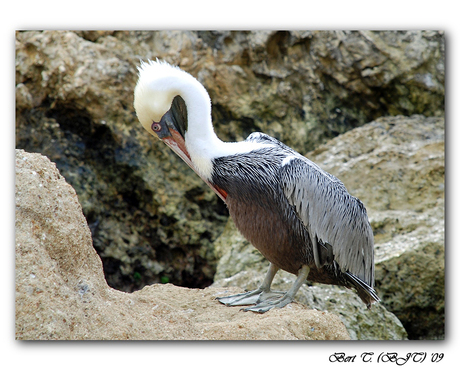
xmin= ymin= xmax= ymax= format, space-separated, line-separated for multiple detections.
xmin=162 ymin=128 xmax=228 ymax=203
xmin=213 ymin=185 xmax=228 ymax=200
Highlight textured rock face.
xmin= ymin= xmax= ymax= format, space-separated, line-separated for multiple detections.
xmin=15 ymin=150 xmax=350 ymax=340
xmin=15 ymin=30 xmax=444 ymax=294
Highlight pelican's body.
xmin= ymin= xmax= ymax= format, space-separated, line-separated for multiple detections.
xmin=134 ymin=60 xmax=379 ymax=312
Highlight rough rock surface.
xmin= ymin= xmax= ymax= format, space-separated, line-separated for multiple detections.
xmin=15 ymin=30 xmax=444 ymax=294
xmin=15 ymin=149 xmax=350 ymax=340
xmin=213 ymin=115 xmax=444 ymax=340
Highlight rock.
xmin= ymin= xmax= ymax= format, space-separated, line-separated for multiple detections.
xmin=15 ymin=149 xmax=350 ymax=340
xmin=213 ymin=115 xmax=444 ymax=340
xmin=15 ymin=30 xmax=444 ymax=294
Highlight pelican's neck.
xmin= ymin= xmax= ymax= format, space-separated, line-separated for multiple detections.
xmin=177 ymin=79 xmax=224 ymax=179
xmin=178 ymin=70 xmax=270 ymax=181
xmin=179 ymin=77 xmax=216 ymax=141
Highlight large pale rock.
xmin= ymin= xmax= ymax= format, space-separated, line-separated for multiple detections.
xmin=15 ymin=149 xmax=349 ymax=340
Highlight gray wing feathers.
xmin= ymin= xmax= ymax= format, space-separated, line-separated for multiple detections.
xmin=280 ymin=156 xmax=375 ymax=286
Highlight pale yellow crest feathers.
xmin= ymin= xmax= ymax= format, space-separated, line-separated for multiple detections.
xmin=134 ymin=60 xmax=193 ymax=134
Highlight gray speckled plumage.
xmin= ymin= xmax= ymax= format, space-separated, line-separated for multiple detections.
xmin=212 ymin=132 xmax=379 ymax=307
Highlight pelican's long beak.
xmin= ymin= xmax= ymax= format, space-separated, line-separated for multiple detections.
xmin=153 ymin=96 xmax=192 ymax=167
xmin=155 ymin=96 xmax=227 ymax=202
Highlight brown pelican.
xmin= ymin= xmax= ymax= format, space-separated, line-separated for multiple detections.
xmin=134 ymin=60 xmax=380 ymax=313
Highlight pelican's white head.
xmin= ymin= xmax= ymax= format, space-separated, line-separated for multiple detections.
xmin=133 ymin=60 xmax=223 ymax=178
xmin=133 ymin=59 xmax=229 ymax=199
xmin=134 ymin=60 xmax=191 ymax=136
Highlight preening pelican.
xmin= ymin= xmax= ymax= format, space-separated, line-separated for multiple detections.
xmin=134 ymin=60 xmax=380 ymax=313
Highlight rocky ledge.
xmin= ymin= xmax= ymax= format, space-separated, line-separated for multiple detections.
xmin=15 ymin=149 xmax=349 ymax=340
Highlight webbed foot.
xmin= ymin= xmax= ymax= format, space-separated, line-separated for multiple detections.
xmin=216 ymin=289 xmax=285 ymax=306
xmin=217 ymin=264 xmax=311 ymax=313
xmin=242 ymin=293 xmax=294 ymax=313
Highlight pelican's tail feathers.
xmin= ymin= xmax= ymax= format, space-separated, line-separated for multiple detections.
xmin=344 ymin=272 xmax=380 ymax=309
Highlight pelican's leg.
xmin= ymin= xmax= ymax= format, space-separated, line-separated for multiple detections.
xmin=243 ymin=265 xmax=310 ymax=313
xmin=216 ymin=263 xmax=281 ymax=306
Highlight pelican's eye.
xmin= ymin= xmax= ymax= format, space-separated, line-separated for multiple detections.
xmin=151 ymin=122 xmax=161 ymax=132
